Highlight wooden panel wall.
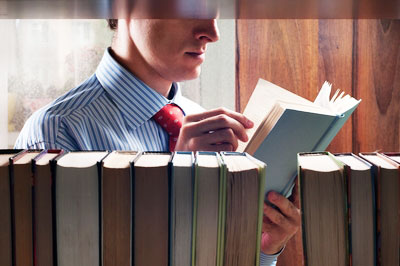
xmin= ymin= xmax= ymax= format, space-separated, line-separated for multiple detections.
xmin=236 ymin=19 xmax=400 ymax=266
xmin=355 ymin=20 xmax=400 ymax=152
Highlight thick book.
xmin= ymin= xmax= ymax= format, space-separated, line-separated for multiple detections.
xmin=53 ymin=151 xmax=108 ymax=266
xmin=0 ymin=149 xmax=23 ymax=266
xmin=193 ymin=152 xmax=222 ymax=266
xmin=335 ymin=153 xmax=375 ymax=266
xmin=298 ymin=152 xmax=349 ymax=266
xmin=359 ymin=153 xmax=400 ymax=266
xmin=381 ymin=152 xmax=400 ymax=164
xmin=133 ymin=152 xmax=172 ymax=266
xmin=237 ymin=79 xmax=360 ymax=196
xmin=101 ymin=151 xmax=139 ymax=266
xmin=220 ymin=152 xmax=266 ymax=266
xmin=32 ymin=150 xmax=63 ymax=266
xmin=170 ymin=151 xmax=194 ymax=266
xmin=10 ymin=150 xmax=42 ymax=266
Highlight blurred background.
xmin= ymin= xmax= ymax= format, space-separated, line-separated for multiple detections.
xmin=0 ymin=19 xmax=235 ymax=148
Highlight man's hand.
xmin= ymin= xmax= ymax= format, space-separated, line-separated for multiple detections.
xmin=175 ymin=107 xmax=254 ymax=152
xmin=261 ymin=187 xmax=301 ymax=255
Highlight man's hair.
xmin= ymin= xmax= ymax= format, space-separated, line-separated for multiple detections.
xmin=108 ymin=19 xmax=118 ymax=30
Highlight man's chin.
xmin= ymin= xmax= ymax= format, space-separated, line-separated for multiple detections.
xmin=174 ymin=67 xmax=202 ymax=82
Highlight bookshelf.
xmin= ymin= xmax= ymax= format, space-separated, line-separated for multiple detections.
xmin=236 ymin=19 xmax=400 ymax=266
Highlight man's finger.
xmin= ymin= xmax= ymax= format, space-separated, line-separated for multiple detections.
xmin=263 ymin=203 xmax=292 ymax=230
xmin=203 ymin=128 xmax=239 ymax=150
xmin=184 ymin=107 xmax=254 ymax=129
xmin=262 ymin=215 xmax=277 ymax=233
xmin=190 ymin=134 xmax=235 ymax=152
xmin=182 ymin=115 xmax=248 ymax=142
xmin=206 ymin=143 xmax=234 ymax=152
xmin=267 ymin=191 xmax=301 ymax=223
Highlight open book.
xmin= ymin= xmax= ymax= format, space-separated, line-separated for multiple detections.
xmin=237 ymin=79 xmax=361 ymax=196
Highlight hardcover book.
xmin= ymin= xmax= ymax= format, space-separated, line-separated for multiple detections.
xmin=298 ymin=152 xmax=348 ymax=266
xmin=238 ymin=79 xmax=360 ymax=196
xmin=32 ymin=150 xmax=63 ymax=266
xmin=335 ymin=153 xmax=375 ymax=266
xmin=359 ymin=153 xmax=400 ymax=266
xmin=170 ymin=152 xmax=194 ymax=266
xmin=101 ymin=151 xmax=138 ymax=266
xmin=0 ymin=149 xmax=23 ymax=266
xmin=133 ymin=152 xmax=172 ymax=266
xmin=53 ymin=151 xmax=108 ymax=266
xmin=10 ymin=150 xmax=41 ymax=266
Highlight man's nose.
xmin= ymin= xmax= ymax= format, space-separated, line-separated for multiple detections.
xmin=194 ymin=19 xmax=220 ymax=43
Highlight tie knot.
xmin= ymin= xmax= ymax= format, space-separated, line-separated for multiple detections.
xmin=153 ymin=104 xmax=184 ymax=151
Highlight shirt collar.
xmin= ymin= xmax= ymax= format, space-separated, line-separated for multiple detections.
xmin=95 ymin=48 xmax=184 ymax=129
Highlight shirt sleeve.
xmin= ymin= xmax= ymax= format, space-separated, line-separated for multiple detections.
xmin=14 ymin=140 xmax=59 ymax=150
xmin=260 ymin=246 xmax=285 ymax=266
xmin=260 ymin=252 xmax=278 ymax=266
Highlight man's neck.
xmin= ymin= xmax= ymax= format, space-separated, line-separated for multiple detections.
xmin=110 ymin=23 xmax=172 ymax=98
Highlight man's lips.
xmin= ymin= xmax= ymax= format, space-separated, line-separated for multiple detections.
xmin=185 ymin=51 xmax=205 ymax=63
xmin=185 ymin=51 xmax=205 ymax=56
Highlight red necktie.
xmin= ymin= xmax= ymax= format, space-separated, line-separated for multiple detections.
xmin=153 ymin=103 xmax=184 ymax=151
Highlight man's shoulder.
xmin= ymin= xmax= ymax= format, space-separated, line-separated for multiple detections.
xmin=48 ymin=75 xmax=105 ymax=115
xmin=15 ymin=74 xmax=104 ymax=148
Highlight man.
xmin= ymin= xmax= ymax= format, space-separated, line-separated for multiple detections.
xmin=15 ymin=19 xmax=300 ymax=265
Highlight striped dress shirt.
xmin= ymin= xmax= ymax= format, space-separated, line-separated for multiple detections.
xmin=15 ymin=48 xmax=204 ymax=151
xmin=14 ymin=47 xmax=278 ymax=265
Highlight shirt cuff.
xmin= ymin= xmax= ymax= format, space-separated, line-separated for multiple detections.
xmin=260 ymin=246 xmax=285 ymax=266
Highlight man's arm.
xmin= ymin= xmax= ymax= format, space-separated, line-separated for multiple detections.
xmin=259 ymin=189 xmax=300 ymax=266
xmin=262 ymin=190 xmax=301 ymax=253
xmin=175 ymin=107 xmax=301 ymax=263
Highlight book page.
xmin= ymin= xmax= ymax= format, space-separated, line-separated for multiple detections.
xmin=314 ymin=81 xmax=361 ymax=115
xmin=0 ymin=154 xmax=14 ymax=166
xmin=237 ymin=79 xmax=315 ymax=152
xmin=58 ymin=151 xmax=108 ymax=168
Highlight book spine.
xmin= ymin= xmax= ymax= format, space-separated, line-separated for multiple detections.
xmin=256 ymin=161 xmax=266 ymax=266
xmin=298 ymin=165 xmax=309 ymax=266
xmin=50 ymin=158 xmax=58 ymax=266
xmin=191 ymin=155 xmax=199 ymax=266
xmin=168 ymin=159 xmax=172 ymax=266
xmin=312 ymin=116 xmax=341 ymax=152
xmin=9 ymin=161 xmax=16 ymax=266
xmin=217 ymin=154 xmax=226 ymax=266
xmin=373 ymin=165 xmax=381 ymax=266
xmin=313 ymin=104 xmax=359 ymax=152
xmin=345 ymin=164 xmax=353 ymax=266
xmin=328 ymin=153 xmax=350 ymax=266
xmin=97 ymin=161 xmax=103 ymax=266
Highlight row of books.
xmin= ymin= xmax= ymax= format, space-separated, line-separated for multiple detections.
xmin=298 ymin=152 xmax=400 ymax=266
xmin=0 ymin=149 xmax=266 ymax=266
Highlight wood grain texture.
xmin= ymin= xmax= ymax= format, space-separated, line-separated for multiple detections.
xmin=354 ymin=19 xmax=400 ymax=152
xmin=318 ymin=20 xmax=354 ymax=153
xmin=236 ymin=19 xmax=400 ymax=266
xmin=236 ymin=19 xmax=319 ymax=266
xmin=236 ymin=19 xmax=355 ymax=153
xmin=236 ymin=19 xmax=319 ymax=113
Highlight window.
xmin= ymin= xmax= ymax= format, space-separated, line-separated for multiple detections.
xmin=0 ymin=19 xmax=235 ymax=148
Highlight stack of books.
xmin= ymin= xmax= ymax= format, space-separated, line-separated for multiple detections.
xmin=0 ymin=149 xmax=266 ymax=266
xmin=0 ymin=79 xmax=366 ymax=266
xmin=298 ymin=152 xmax=400 ymax=266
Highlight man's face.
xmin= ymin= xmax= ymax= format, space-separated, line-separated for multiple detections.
xmin=129 ymin=19 xmax=220 ymax=82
